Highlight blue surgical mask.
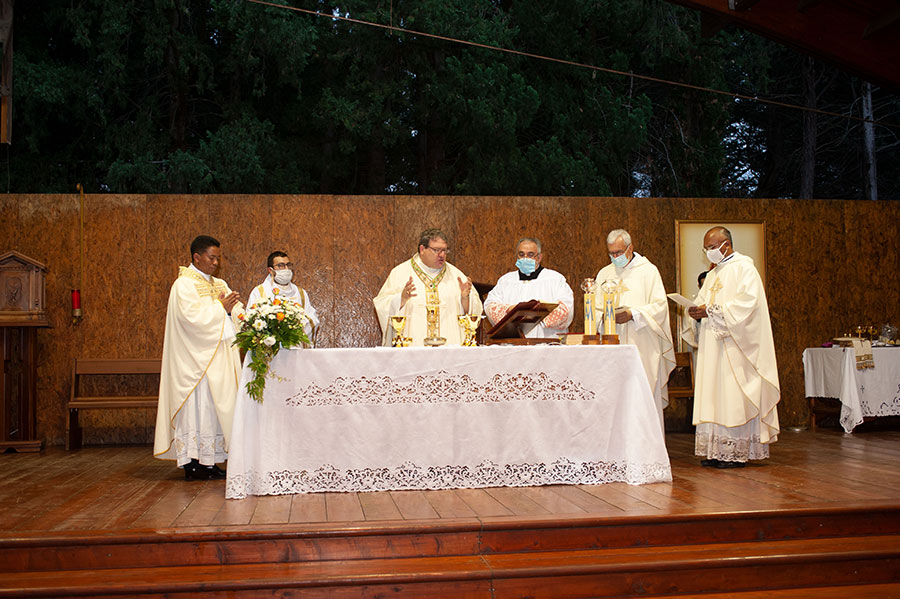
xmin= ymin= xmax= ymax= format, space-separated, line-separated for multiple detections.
xmin=610 ymin=254 xmax=629 ymax=268
xmin=516 ymin=257 xmax=536 ymax=275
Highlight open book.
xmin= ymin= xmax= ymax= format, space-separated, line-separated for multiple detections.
xmin=666 ymin=293 xmax=697 ymax=309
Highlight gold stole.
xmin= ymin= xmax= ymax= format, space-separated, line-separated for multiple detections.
xmin=409 ymin=256 xmax=446 ymax=303
xmin=178 ymin=266 xmax=228 ymax=299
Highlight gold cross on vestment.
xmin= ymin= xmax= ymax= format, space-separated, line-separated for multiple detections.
xmin=613 ymin=280 xmax=629 ymax=300
xmin=708 ymin=278 xmax=723 ymax=305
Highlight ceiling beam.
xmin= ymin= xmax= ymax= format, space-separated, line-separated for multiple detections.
xmin=665 ymin=0 xmax=900 ymax=91
xmin=864 ymin=5 xmax=900 ymax=38
xmin=728 ymin=0 xmax=762 ymax=10
xmin=796 ymin=0 xmax=826 ymax=13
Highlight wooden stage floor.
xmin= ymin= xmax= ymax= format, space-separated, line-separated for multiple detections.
xmin=2 ymin=429 xmax=900 ymax=534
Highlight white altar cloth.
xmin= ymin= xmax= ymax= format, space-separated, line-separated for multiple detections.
xmin=802 ymin=347 xmax=900 ymax=433
xmin=226 ymin=345 xmax=672 ymax=498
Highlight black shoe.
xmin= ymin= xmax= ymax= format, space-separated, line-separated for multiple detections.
xmin=184 ymin=461 xmax=214 ymax=481
xmin=714 ymin=460 xmax=746 ymax=469
xmin=700 ymin=459 xmax=719 ymax=467
xmin=208 ymin=464 xmax=227 ymax=479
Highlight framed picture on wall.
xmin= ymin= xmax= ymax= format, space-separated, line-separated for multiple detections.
xmin=674 ymin=221 xmax=767 ymax=350
xmin=675 ymin=221 xmax=767 ymax=298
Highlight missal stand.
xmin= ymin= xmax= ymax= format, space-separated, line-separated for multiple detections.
xmin=485 ymin=300 xmax=559 ymax=345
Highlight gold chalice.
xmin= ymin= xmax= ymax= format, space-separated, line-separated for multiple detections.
xmin=458 ymin=314 xmax=484 ymax=346
xmin=390 ymin=315 xmax=409 ymax=347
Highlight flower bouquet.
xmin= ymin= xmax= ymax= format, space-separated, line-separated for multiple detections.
xmin=234 ymin=290 xmax=310 ymax=403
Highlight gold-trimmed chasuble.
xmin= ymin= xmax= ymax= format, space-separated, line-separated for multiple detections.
xmin=410 ymin=257 xmax=448 ymax=346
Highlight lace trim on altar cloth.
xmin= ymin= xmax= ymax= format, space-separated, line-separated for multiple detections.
xmin=225 ymin=458 xmax=672 ymax=498
xmin=284 ymin=371 xmax=595 ymax=407
xmin=694 ymin=430 xmax=770 ymax=462
xmin=872 ymin=390 xmax=900 ymax=417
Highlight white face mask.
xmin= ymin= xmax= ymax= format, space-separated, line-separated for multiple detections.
xmin=273 ymin=269 xmax=293 ymax=285
xmin=705 ymin=241 xmax=727 ymax=264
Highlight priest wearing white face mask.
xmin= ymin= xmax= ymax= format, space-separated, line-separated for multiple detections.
xmin=687 ymin=226 xmax=780 ymax=469
xmin=594 ymin=229 xmax=675 ymax=430
xmin=484 ymin=237 xmax=574 ymax=339
xmin=247 ymin=251 xmax=320 ymax=346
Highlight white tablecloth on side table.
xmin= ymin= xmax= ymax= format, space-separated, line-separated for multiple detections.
xmin=226 ymin=344 xmax=671 ymax=499
xmin=802 ymin=347 xmax=900 ymax=433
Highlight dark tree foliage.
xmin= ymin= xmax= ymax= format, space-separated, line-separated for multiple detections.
xmin=10 ymin=0 xmax=900 ymax=198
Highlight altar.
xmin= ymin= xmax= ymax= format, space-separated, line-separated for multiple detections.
xmin=225 ymin=345 xmax=671 ymax=499
xmin=803 ymin=346 xmax=900 ymax=433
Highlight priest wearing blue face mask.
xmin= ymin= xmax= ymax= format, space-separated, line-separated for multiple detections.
xmin=484 ymin=237 xmax=574 ymax=338
xmin=595 ymin=229 xmax=675 ymax=432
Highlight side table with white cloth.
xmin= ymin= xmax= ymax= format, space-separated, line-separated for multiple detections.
xmin=802 ymin=347 xmax=900 ymax=433
xmin=226 ymin=345 xmax=672 ymax=499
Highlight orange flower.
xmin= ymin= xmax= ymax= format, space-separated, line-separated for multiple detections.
xmin=273 ymin=298 xmax=281 ymax=305
xmin=276 ymin=312 xmax=285 ymax=321
xmin=272 ymin=288 xmax=280 ymax=295
xmin=238 ymin=313 xmax=245 ymax=320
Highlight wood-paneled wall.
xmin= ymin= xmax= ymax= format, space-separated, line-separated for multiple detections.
xmin=3 ymin=195 xmax=898 ymax=446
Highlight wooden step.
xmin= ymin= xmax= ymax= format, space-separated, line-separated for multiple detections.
xmin=1 ymin=534 xmax=898 ymax=598
xmin=644 ymin=583 xmax=900 ymax=599
xmin=2 ymin=503 xmax=898 ymax=573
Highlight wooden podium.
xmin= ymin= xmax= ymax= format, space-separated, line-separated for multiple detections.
xmin=484 ymin=300 xmax=560 ymax=345
xmin=0 ymin=251 xmax=49 ymax=453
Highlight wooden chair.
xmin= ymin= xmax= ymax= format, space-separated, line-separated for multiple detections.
xmin=67 ymin=358 xmax=161 ymax=450
xmin=667 ymin=351 xmax=695 ymax=431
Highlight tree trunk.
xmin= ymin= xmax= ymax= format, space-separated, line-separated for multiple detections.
xmin=799 ymin=57 xmax=817 ymax=199
xmin=861 ymin=81 xmax=878 ymax=202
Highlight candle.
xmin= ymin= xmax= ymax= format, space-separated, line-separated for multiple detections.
xmin=71 ymin=289 xmax=81 ymax=310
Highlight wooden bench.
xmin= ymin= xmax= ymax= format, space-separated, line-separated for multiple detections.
xmin=67 ymin=358 xmax=161 ymax=450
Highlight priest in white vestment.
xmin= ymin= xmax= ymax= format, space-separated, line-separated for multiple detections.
xmin=484 ymin=237 xmax=574 ymax=338
xmin=154 ymin=235 xmax=244 ymax=480
xmin=688 ymin=226 xmax=780 ymax=468
xmin=373 ymin=228 xmax=483 ymax=346
xmin=595 ymin=229 xmax=675 ymax=429
xmin=247 ymin=250 xmax=320 ymax=347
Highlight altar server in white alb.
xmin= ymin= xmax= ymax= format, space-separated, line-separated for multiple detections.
xmin=688 ymin=226 xmax=780 ymax=468
xmin=484 ymin=237 xmax=574 ymax=338
xmin=247 ymin=250 xmax=320 ymax=346
xmin=595 ymin=229 xmax=675 ymax=427
xmin=154 ymin=235 xmax=244 ymax=480
xmin=373 ymin=228 xmax=483 ymax=346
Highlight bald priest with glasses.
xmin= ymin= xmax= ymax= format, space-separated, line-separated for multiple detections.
xmin=373 ymin=228 xmax=483 ymax=346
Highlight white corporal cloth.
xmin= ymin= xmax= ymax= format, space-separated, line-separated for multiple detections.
xmin=803 ymin=347 xmax=900 ymax=433
xmin=226 ymin=345 xmax=671 ymax=498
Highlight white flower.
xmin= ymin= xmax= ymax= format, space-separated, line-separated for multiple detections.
xmin=252 ymin=319 xmax=266 ymax=331
xmin=263 ymin=336 xmax=277 ymax=347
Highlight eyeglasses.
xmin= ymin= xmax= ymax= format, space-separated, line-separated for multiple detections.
xmin=608 ymin=245 xmax=630 ymax=258
xmin=426 ymin=246 xmax=450 ymax=256
xmin=701 ymin=241 xmax=727 ymax=254
xmin=517 ymin=251 xmax=539 ymax=259
xmin=272 ymin=262 xmax=294 ymax=270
